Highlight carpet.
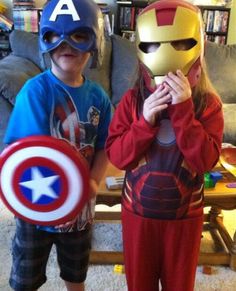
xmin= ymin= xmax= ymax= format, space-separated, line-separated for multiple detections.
xmin=0 ymin=202 xmax=236 ymax=291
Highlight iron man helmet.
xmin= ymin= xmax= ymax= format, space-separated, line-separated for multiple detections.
xmin=136 ymin=0 xmax=205 ymax=91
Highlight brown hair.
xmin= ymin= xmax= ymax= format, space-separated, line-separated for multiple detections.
xmin=192 ymin=59 xmax=220 ymax=118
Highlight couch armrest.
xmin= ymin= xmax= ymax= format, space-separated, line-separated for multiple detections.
xmin=223 ymin=104 xmax=236 ymax=145
xmin=9 ymin=30 xmax=46 ymax=71
xmin=0 ymin=95 xmax=12 ymax=151
xmin=0 ymin=55 xmax=41 ymax=105
xmin=205 ymin=41 xmax=236 ymax=104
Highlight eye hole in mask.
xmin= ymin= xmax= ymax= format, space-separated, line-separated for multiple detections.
xmin=139 ymin=38 xmax=197 ymax=53
xmin=43 ymin=31 xmax=90 ymax=44
xmin=171 ymin=38 xmax=197 ymax=50
xmin=139 ymin=42 xmax=160 ymax=53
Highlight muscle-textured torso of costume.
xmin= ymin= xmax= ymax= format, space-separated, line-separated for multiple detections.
xmin=106 ymin=89 xmax=224 ymax=220
xmin=123 ymin=112 xmax=204 ymax=220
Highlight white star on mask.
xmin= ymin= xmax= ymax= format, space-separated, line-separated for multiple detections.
xmin=19 ymin=167 xmax=59 ymax=203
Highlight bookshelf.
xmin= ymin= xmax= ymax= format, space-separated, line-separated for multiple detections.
xmin=200 ymin=6 xmax=230 ymax=44
xmin=98 ymin=3 xmax=114 ymax=37
xmin=116 ymin=0 xmax=147 ymax=41
xmin=116 ymin=1 xmax=231 ymax=44
xmin=13 ymin=8 xmax=42 ymax=33
xmin=12 ymin=2 xmax=113 ymax=36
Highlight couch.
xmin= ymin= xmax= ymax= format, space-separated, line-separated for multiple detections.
xmin=0 ymin=30 xmax=236 ymax=152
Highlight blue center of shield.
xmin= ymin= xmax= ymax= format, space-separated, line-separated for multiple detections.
xmin=19 ymin=166 xmax=61 ymax=205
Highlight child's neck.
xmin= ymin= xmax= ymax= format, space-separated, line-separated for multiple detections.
xmin=52 ymin=69 xmax=84 ymax=88
xmin=61 ymin=75 xmax=84 ymax=87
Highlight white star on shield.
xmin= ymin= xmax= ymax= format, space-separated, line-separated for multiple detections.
xmin=19 ymin=167 xmax=59 ymax=203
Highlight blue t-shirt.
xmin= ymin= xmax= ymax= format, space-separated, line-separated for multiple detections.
xmin=4 ymin=69 xmax=112 ymax=232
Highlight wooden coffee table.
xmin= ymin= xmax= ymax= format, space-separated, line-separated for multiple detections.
xmin=90 ymin=163 xmax=236 ymax=271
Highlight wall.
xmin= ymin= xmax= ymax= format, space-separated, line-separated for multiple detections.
xmin=227 ymin=0 xmax=236 ymax=44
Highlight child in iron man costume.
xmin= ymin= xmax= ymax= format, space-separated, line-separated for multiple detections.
xmin=106 ymin=1 xmax=224 ymax=290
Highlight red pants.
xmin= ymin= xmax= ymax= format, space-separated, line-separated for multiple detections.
xmin=122 ymin=207 xmax=203 ymax=291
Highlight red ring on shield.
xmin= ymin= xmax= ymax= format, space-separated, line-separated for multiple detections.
xmin=0 ymin=136 xmax=89 ymax=225
xmin=13 ymin=157 xmax=68 ymax=212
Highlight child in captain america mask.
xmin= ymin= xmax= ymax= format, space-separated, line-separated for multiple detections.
xmin=4 ymin=0 xmax=112 ymax=290
xmin=106 ymin=0 xmax=224 ymax=290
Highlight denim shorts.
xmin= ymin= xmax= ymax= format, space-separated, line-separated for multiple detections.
xmin=9 ymin=218 xmax=92 ymax=291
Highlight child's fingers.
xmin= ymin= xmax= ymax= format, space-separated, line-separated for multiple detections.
xmin=146 ymin=85 xmax=169 ymax=104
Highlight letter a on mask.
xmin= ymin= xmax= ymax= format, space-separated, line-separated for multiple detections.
xmin=49 ymin=0 xmax=80 ymax=21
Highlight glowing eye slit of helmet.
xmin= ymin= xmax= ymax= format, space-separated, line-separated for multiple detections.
xmin=135 ymin=1 xmax=205 ymax=90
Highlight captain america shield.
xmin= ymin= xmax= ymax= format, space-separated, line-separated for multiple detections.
xmin=0 ymin=136 xmax=89 ymax=225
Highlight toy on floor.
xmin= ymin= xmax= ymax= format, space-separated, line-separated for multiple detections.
xmin=113 ymin=264 xmax=125 ymax=274
xmin=202 ymin=265 xmax=213 ymax=275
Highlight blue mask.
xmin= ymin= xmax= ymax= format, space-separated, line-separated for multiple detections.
xmin=39 ymin=0 xmax=103 ymax=53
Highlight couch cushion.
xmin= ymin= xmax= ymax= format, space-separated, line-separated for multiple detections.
xmin=205 ymin=41 xmax=236 ymax=104
xmin=223 ymin=104 xmax=236 ymax=145
xmin=111 ymin=35 xmax=138 ymax=106
xmin=9 ymin=30 xmax=46 ymax=71
xmin=0 ymin=55 xmax=41 ymax=105
xmin=84 ymin=37 xmax=112 ymax=97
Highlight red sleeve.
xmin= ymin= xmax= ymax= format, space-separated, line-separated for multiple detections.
xmin=168 ymin=94 xmax=224 ymax=174
xmin=105 ymin=90 xmax=159 ymax=170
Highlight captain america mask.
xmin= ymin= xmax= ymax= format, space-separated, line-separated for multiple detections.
xmin=39 ymin=0 xmax=104 ymax=54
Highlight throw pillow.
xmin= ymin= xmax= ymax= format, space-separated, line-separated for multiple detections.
xmin=111 ymin=34 xmax=138 ymax=107
xmin=0 ymin=97 xmax=11 ymax=151
xmin=205 ymin=41 xmax=236 ymax=104
xmin=84 ymin=37 xmax=112 ymax=97
xmin=9 ymin=30 xmax=45 ymax=70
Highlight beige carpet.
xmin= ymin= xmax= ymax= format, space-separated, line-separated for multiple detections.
xmin=0 ymin=202 xmax=236 ymax=291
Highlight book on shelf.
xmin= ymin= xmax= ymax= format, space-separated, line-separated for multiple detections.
xmin=206 ymin=10 xmax=214 ymax=32
xmin=194 ymin=0 xmax=230 ymax=5
xmin=120 ymin=6 xmax=132 ymax=30
xmin=204 ymin=9 xmax=229 ymax=33
xmin=206 ymin=34 xmax=226 ymax=44
xmin=97 ymin=3 xmax=114 ymax=35
xmin=0 ymin=14 xmax=13 ymax=31
xmin=13 ymin=9 xmax=40 ymax=33
xmin=117 ymin=1 xmax=132 ymax=4
xmin=122 ymin=30 xmax=136 ymax=42
xmin=214 ymin=35 xmax=226 ymax=44
xmin=213 ymin=10 xmax=221 ymax=32
xmin=104 ymin=13 xmax=113 ymax=36
xmin=13 ymin=1 xmax=35 ymax=9
xmin=221 ymin=10 xmax=229 ymax=32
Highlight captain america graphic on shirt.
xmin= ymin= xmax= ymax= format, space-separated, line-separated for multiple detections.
xmin=4 ymin=69 xmax=112 ymax=232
